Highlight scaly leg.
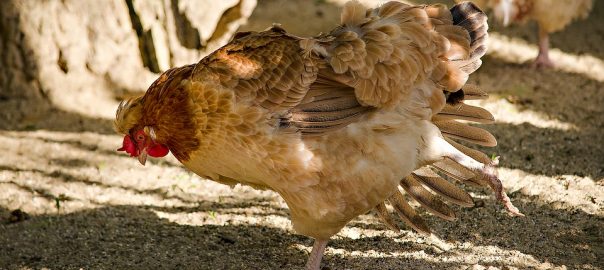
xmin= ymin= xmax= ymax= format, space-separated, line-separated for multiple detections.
xmin=305 ymin=239 xmax=328 ymax=270
xmin=431 ymin=136 xmax=524 ymax=216
xmin=532 ymin=24 xmax=554 ymax=68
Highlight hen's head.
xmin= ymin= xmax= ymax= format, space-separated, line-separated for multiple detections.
xmin=114 ymin=65 xmax=199 ymax=164
xmin=114 ymin=97 xmax=170 ymax=165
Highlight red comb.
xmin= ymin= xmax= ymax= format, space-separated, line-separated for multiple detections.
xmin=117 ymin=135 xmax=137 ymax=157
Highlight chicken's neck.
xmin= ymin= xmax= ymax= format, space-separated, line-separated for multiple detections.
xmin=140 ymin=73 xmax=201 ymax=162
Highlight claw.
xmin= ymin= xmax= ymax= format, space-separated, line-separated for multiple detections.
xmin=434 ymin=136 xmax=524 ymax=217
xmin=483 ymin=165 xmax=524 ymax=216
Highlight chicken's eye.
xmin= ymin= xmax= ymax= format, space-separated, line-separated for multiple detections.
xmin=136 ymin=134 xmax=144 ymax=141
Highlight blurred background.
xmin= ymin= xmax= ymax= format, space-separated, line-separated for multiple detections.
xmin=0 ymin=0 xmax=602 ymax=269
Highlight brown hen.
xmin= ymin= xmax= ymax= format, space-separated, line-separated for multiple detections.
xmin=114 ymin=1 xmax=522 ymax=269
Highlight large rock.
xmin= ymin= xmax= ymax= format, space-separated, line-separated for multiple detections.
xmin=0 ymin=0 xmax=256 ymax=129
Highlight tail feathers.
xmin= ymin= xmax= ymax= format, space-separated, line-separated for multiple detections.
xmin=430 ymin=2 xmax=488 ymax=92
xmin=333 ymin=1 xmax=508 ymax=234
xmin=451 ymin=1 xmax=489 ymax=60
xmin=451 ymin=2 xmax=489 ymax=76
xmin=369 ymin=2 xmax=500 ymax=234
xmin=431 ymin=1 xmax=489 ymax=91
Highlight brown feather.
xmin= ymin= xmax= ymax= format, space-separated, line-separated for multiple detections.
xmin=400 ymin=176 xmax=457 ymax=221
xmin=375 ymin=202 xmax=400 ymax=231
xmin=433 ymin=103 xmax=495 ymax=123
xmin=431 ymin=158 xmax=476 ymax=182
xmin=412 ymin=167 xmax=474 ymax=207
xmin=435 ymin=120 xmax=497 ymax=147
xmin=388 ymin=191 xmax=431 ymax=234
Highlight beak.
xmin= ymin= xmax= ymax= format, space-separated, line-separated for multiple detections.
xmin=138 ymin=150 xmax=148 ymax=166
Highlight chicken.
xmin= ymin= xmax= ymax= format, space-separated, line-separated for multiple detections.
xmin=461 ymin=0 xmax=593 ymax=67
xmin=114 ymin=1 xmax=522 ymax=269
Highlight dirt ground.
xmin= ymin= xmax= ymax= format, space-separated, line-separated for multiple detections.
xmin=1 ymin=0 xmax=603 ymax=269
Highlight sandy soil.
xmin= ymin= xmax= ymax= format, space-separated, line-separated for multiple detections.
xmin=1 ymin=0 xmax=603 ymax=269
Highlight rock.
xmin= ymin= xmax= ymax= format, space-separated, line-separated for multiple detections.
xmin=0 ymin=0 xmax=257 ymax=128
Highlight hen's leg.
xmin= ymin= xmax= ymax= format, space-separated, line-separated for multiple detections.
xmin=532 ymin=24 xmax=554 ymax=68
xmin=430 ymin=136 xmax=524 ymax=216
xmin=305 ymin=239 xmax=328 ymax=270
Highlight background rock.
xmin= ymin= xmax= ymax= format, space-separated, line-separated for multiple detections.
xmin=0 ymin=0 xmax=256 ymax=129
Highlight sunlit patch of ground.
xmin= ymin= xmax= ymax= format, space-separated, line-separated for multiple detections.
xmin=488 ymin=33 xmax=604 ymax=82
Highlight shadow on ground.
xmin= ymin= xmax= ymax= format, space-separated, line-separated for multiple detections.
xmin=1 ymin=194 xmax=602 ymax=270
xmin=0 ymin=108 xmax=115 ymax=134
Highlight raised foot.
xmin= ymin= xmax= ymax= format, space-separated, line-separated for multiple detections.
xmin=482 ymin=164 xmax=524 ymax=217
xmin=436 ymin=136 xmax=524 ymax=217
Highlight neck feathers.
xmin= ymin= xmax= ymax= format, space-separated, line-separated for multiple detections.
xmin=115 ymin=65 xmax=200 ymax=161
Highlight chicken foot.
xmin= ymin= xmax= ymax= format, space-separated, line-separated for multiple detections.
xmin=532 ymin=25 xmax=554 ymax=68
xmin=305 ymin=239 xmax=328 ymax=270
xmin=435 ymin=137 xmax=524 ymax=216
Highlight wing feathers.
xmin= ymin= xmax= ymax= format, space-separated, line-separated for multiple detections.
xmin=341 ymin=0 xmax=368 ymax=26
xmin=323 ymin=2 xmax=482 ymax=108
xmin=375 ymin=202 xmax=401 ymax=231
xmin=400 ymin=176 xmax=457 ymax=221
xmin=388 ymin=192 xmax=431 ymax=234
xmin=433 ymin=103 xmax=495 ymax=123
xmin=431 ymin=158 xmax=476 ymax=182
xmin=461 ymin=84 xmax=489 ymax=100
xmin=412 ymin=167 xmax=474 ymax=207
xmin=435 ymin=120 xmax=497 ymax=146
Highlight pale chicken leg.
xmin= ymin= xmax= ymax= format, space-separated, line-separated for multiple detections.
xmin=532 ymin=25 xmax=554 ymax=68
xmin=305 ymin=239 xmax=328 ymax=270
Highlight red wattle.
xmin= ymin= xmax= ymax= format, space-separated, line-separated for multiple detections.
xmin=148 ymin=143 xmax=169 ymax=157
